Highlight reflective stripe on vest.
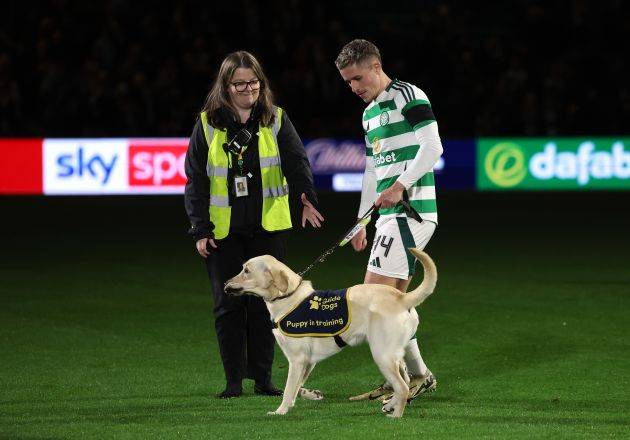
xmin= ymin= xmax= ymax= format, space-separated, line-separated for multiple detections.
xmin=201 ymin=107 xmax=292 ymax=239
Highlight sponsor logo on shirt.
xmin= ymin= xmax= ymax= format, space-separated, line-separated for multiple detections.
xmin=373 ymin=151 xmax=397 ymax=166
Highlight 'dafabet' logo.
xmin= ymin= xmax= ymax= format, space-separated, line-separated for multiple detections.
xmin=484 ymin=142 xmax=527 ymax=188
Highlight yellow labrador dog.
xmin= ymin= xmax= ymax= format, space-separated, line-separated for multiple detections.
xmin=224 ymin=248 xmax=436 ymax=418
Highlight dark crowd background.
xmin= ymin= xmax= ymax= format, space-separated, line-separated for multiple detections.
xmin=1 ymin=0 xmax=628 ymax=139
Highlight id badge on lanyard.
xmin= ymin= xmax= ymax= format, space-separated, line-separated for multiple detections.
xmin=233 ymin=148 xmax=250 ymax=197
xmin=234 ymin=175 xmax=248 ymax=197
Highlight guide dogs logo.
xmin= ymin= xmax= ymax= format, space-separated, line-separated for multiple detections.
xmin=484 ymin=142 xmax=527 ymax=187
xmin=309 ymin=296 xmax=321 ymax=310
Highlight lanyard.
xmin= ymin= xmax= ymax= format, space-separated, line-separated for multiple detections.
xmin=235 ymin=145 xmax=248 ymax=176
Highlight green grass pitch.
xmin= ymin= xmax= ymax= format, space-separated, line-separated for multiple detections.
xmin=1 ymin=192 xmax=629 ymax=439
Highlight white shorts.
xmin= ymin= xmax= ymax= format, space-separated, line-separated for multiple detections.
xmin=367 ymin=217 xmax=436 ymax=279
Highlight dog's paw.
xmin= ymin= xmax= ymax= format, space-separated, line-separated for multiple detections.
xmin=381 ymin=398 xmax=396 ymax=414
xmin=267 ymin=411 xmax=278 ymax=416
xmin=386 ymin=412 xmax=403 ymax=418
xmin=299 ymin=387 xmax=324 ymax=401
xmin=268 ymin=407 xmax=288 ymax=416
xmin=381 ymin=405 xmax=394 ymax=414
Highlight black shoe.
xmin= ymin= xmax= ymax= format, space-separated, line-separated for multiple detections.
xmin=218 ymin=384 xmax=242 ymax=399
xmin=407 ymin=371 xmax=437 ymax=402
xmin=254 ymin=383 xmax=283 ymax=396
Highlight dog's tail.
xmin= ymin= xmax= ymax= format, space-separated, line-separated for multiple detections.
xmin=400 ymin=248 xmax=437 ymax=309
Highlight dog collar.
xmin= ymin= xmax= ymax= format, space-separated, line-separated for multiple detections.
xmin=269 ymin=278 xmax=303 ymax=302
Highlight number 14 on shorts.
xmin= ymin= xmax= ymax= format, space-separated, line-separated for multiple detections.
xmin=372 ymin=235 xmax=394 ymax=257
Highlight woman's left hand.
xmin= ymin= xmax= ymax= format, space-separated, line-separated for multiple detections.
xmin=301 ymin=193 xmax=324 ymax=228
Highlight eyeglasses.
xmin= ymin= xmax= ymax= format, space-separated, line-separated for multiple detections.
xmin=231 ymin=79 xmax=261 ymax=92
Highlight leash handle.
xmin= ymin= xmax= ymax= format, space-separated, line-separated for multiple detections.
xmin=400 ymin=200 xmax=423 ymax=223
xmin=338 ymin=201 xmax=420 ymax=248
xmin=298 ymin=204 xmax=375 ymax=277
xmin=297 ymin=201 xmax=420 ymax=278
xmin=339 ymin=204 xmax=375 ymax=247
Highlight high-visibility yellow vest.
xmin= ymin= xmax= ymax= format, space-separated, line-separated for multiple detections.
xmin=200 ymin=106 xmax=292 ymax=239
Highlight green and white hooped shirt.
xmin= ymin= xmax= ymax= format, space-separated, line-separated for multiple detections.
xmin=362 ymin=79 xmax=438 ymax=225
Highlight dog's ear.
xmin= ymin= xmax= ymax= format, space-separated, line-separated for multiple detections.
xmin=284 ymin=270 xmax=300 ymax=295
xmin=271 ymin=266 xmax=300 ymax=295
xmin=271 ymin=267 xmax=289 ymax=293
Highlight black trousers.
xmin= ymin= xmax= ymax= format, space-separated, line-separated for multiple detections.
xmin=205 ymin=231 xmax=288 ymax=386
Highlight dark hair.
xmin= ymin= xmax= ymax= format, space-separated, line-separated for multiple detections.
xmin=335 ymin=39 xmax=382 ymax=70
xmin=202 ymin=51 xmax=275 ymax=127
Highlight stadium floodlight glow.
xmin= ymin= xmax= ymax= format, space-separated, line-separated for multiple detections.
xmin=332 ymin=173 xmax=364 ymax=191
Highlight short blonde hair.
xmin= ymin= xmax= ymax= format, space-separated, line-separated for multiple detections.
xmin=335 ymin=39 xmax=381 ymax=70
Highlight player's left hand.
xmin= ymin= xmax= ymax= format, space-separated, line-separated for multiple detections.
xmin=301 ymin=193 xmax=325 ymax=228
xmin=375 ymin=181 xmax=405 ymax=208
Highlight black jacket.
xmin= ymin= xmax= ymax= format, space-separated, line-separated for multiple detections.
xmin=184 ymin=106 xmax=318 ymax=241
